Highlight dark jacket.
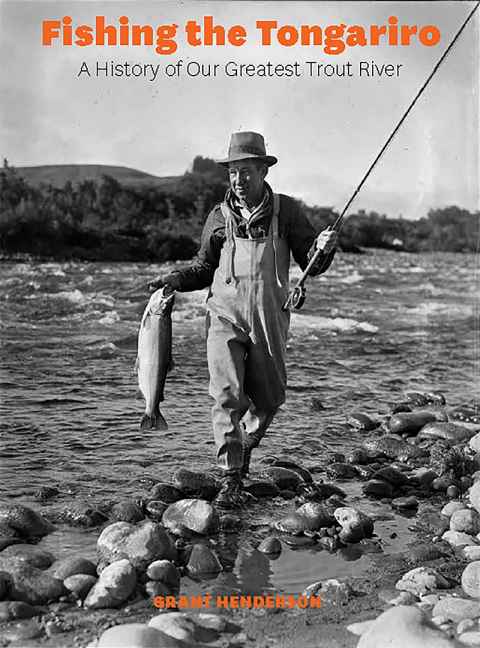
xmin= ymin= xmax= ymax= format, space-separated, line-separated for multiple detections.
xmin=164 ymin=185 xmax=335 ymax=292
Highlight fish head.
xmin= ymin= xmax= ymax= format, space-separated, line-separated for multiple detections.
xmin=148 ymin=287 xmax=175 ymax=316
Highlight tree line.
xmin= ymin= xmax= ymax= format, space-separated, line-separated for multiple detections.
xmin=0 ymin=157 xmax=477 ymax=261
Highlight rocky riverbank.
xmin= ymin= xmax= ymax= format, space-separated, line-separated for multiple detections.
xmin=1 ymin=395 xmax=480 ymax=647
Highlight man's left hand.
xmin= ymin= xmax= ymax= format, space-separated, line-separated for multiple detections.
xmin=315 ymin=228 xmax=337 ymax=254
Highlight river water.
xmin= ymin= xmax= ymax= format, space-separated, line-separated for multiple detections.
xmin=0 ymin=251 xmax=478 ymax=595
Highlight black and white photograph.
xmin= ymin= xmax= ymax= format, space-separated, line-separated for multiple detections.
xmin=0 ymin=1 xmax=479 ymax=646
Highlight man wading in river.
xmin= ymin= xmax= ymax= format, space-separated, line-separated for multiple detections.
xmin=150 ymin=132 xmax=337 ymax=508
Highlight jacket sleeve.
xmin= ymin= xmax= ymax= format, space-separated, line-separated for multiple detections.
xmin=285 ymin=196 xmax=336 ymax=276
xmin=163 ymin=206 xmax=225 ymax=292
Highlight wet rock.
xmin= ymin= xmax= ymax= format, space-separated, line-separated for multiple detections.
xmin=405 ymin=392 xmax=429 ymax=407
xmin=51 ymin=556 xmax=97 ymax=580
xmin=420 ymin=509 xmax=450 ymax=535
xmin=389 ymin=411 xmax=437 ymax=436
xmin=419 ymin=422 xmax=475 ymax=444
xmin=462 ymin=562 xmax=480 ymax=599
xmin=363 ymin=479 xmax=393 ymax=498
xmin=334 ymin=507 xmax=374 ymax=543
xmin=0 ymin=600 xmax=38 ymax=621
xmin=279 ymin=489 xmax=296 ymax=500
xmin=463 ymin=546 xmax=480 ymax=561
xmin=355 ymin=466 xmax=375 ymax=480
xmin=34 ymin=486 xmax=60 ymax=501
xmin=432 ymin=597 xmax=480 ymax=623
xmin=162 ymin=499 xmax=219 ymax=536
xmin=259 ymin=467 xmax=301 ymax=491
xmin=442 ymin=501 xmax=465 ymax=518
xmin=372 ymin=466 xmax=409 ymax=487
xmin=0 ymin=503 xmax=54 ymax=538
xmin=63 ymin=573 xmax=96 ymax=600
xmin=186 ymin=544 xmax=222 ymax=578
xmin=244 ymin=480 xmax=279 ymax=498
xmin=8 ymin=563 xmax=66 ymax=604
xmin=469 ymin=482 xmax=480 ymax=514
xmin=219 ymin=514 xmax=242 ymax=532
xmin=443 ymin=530 xmax=478 ymax=548
xmin=0 ymin=523 xmax=21 ymax=551
xmin=450 ymin=406 xmax=480 ymax=424
xmin=450 ymin=509 xmax=480 ymax=535
xmin=149 ymin=612 xmax=220 ymax=643
xmin=395 ymin=567 xmax=451 ymax=596
xmin=345 ymin=448 xmax=370 ymax=465
xmin=425 ymin=392 xmax=447 ymax=406
xmin=146 ymin=560 xmax=180 ymax=589
xmin=432 ymin=476 xmax=455 ymax=492
xmin=111 ymin=501 xmax=144 ymax=524
xmin=274 ymin=503 xmax=334 ymax=535
xmin=145 ymin=581 xmax=173 ymax=598
xmin=357 ymin=605 xmax=461 ymax=648
xmin=97 ymin=623 xmax=168 ymax=647
xmin=145 ymin=501 xmax=168 ymax=521
xmin=363 ymin=435 xmax=420 ymax=461
xmin=84 ymin=559 xmax=136 ymax=609
xmin=271 ymin=460 xmax=313 ymax=483
xmin=149 ymin=483 xmax=184 ymax=505
xmin=172 ymin=469 xmax=219 ymax=500
xmin=258 ymin=536 xmax=282 ymax=555
xmin=0 ymin=543 xmax=55 ymax=569
xmin=392 ymin=496 xmax=419 ymax=511
xmin=3 ymin=618 xmax=43 ymax=642
xmin=61 ymin=502 xmax=108 ymax=527
xmin=303 ymin=578 xmax=353 ymax=605
xmin=347 ymin=412 xmax=378 ymax=431
xmin=326 ymin=462 xmax=358 ymax=480
xmin=391 ymin=402 xmax=412 ymax=414
xmin=409 ymin=467 xmax=438 ymax=486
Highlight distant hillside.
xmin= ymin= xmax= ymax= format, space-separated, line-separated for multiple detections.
xmin=15 ymin=164 xmax=180 ymax=190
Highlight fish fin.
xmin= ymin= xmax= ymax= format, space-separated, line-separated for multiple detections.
xmin=140 ymin=410 xmax=168 ymax=431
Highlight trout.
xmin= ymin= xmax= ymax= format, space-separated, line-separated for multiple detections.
xmin=136 ymin=287 xmax=174 ymax=430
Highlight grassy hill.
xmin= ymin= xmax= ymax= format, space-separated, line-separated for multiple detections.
xmin=15 ymin=164 xmax=180 ymax=190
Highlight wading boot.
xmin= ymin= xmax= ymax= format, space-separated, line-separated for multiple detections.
xmin=215 ymin=473 xmax=245 ymax=510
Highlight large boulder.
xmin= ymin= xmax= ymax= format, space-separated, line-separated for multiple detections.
xmin=334 ymin=507 xmax=374 ymax=543
xmin=7 ymin=564 xmax=66 ymax=604
xmin=450 ymin=509 xmax=480 ymax=535
xmin=97 ymin=521 xmax=176 ymax=572
xmin=84 ymin=559 xmax=136 ymax=609
xmin=172 ymin=469 xmax=219 ymax=500
xmin=357 ymin=605 xmax=463 ymax=647
xmin=389 ymin=412 xmax=437 ymax=436
xmin=0 ymin=504 xmax=54 ymax=538
xmin=162 ymin=499 xmax=219 ymax=536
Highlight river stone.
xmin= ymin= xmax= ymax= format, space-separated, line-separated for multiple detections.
xmin=392 ymin=496 xmax=419 ymax=511
xmin=441 ymin=501 xmax=466 ymax=518
xmin=0 ymin=523 xmax=21 ymax=551
xmin=271 ymin=460 xmax=313 ymax=483
xmin=258 ymin=536 xmax=282 ymax=554
xmin=8 ymin=563 xmax=66 ymax=604
xmin=149 ymin=483 xmax=184 ymax=505
xmin=469 ymin=482 xmax=480 ymax=514
xmin=405 ymin=392 xmax=429 ymax=407
xmin=0 ymin=543 xmax=55 ymax=569
xmin=186 ymin=544 xmax=222 ymax=578
xmin=362 ymin=435 xmax=420 ymax=461
xmin=162 ymin=499 xmax=219 ymax=536
xmin=84 ymin=559 xmax=136 ymax=609
xmin=450 ymin=509 xmax=480 ymax=535
xmin=145 ymin=501 xmax=168 ymax=521
xmin=273 ymin=504 xmax=334 ymax=535
xmin=64 ymin=573 xmax=97 ymax=599
xmin=310 ymin=482 xmax=347 ymax=500
xmin=0 ymin=600 xmax=38 ymax=621
xmin=432 ymin=597 xmax=480 ymax=623
xmin=62 ymin=502 xmax=108 ymax=527
xmin=389 ymin=411 xmax=437 ymax=436
xmin=345 ymin=448 xmax=370 ymax=465
xmin=334 ymin=507 xmax=374 ymax=543
xmin=303 ymin=578 xmax=353 ymax=605
xmin=357 ymin=605 xmax=463 ymax=648
xmin=146 ymin=560 xmax=180 ymax=589
xmin=459 ymin=631 xmax=480 ymax=646
xmin=326 ymin=462 xmax=358 ymax=480
xmin=244 ymin=480 xmax=279 ymax=498
xmin=407 ymin=544 xmax=447 ymax=564
xmin=51 ymin=556 xmax=97 ymax=580
xmin=462 ymin=561 xmax=480 ymax=599
xmin=463 ymin=546 xmax=480 ymax=561
xmin=396 ymin=567 xmax=451 ymax=596
xmin=3 ymin=618 xmax=43 ymax=642
xmin=410 ymin=467 xmax=438 ymax=486
xmin=0 ymin=504 xmax=54 ymax=538
xmin=111 ymin=501 xmax=144 ymax=524
xmin=469 ymin=433 xmax=480 ymax=454
xmin=442 ymin=530 xmax=477 ymax=548
xmin=362 ymin=479 xmax=393 ymax=498
xmin=172 ymin=469 xmax=219 ymax=500
xmin=372 ymin=466 xmax=409 ymax=487
xmin=259 ymin=467 xmax=301 ymax=491
xmin=347 ymin=412 xmax=378 ymax=431
xmin=97 ymin=623 xmax=173 ymax=648
xmin=97 ymin=521 xmax=177 ymax=571
xmin=148 ymin=612 xmax=220 ymax=643
xmin=419 ymin=422 xmax=475 ymax=444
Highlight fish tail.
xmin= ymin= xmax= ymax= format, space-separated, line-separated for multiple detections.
xmin=140 ymin=409 xmax=168 ymax=431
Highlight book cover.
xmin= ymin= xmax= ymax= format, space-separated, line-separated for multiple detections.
xmin=0 ymin=1 xmax=478 ymax=647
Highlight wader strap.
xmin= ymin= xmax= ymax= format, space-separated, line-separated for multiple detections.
xmin=220 ymin=202 xmax=236 ymax=285
xmin=272 ymin=194 xmax=282 ymax=288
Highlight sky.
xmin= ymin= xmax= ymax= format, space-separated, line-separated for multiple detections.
xmin=0 ymin=0 xmax=478 ymax=218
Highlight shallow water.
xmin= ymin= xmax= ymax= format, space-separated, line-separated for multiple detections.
xmin=0 ymin=251 xmax=478 ymax=594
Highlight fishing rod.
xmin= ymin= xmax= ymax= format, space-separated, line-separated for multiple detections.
xmin=283 ymin=0 xmax=480 ymax=311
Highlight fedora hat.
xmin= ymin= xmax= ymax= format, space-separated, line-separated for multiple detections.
xmin=216 ymin=131 xmax=278 ymax=167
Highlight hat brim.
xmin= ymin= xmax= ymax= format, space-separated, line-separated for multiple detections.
xmin=216 ymin=153 xmax=278 ymax=167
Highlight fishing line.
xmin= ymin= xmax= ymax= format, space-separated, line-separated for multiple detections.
xmin=284 ymin=0 xmax=480 ymax=310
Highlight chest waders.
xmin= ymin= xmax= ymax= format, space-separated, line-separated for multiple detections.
xmin=206 ymin=194 xmax=291 ymax=474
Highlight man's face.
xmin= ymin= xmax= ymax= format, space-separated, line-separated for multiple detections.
xmin=228 ymin=159 xmax=267 ymax=206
